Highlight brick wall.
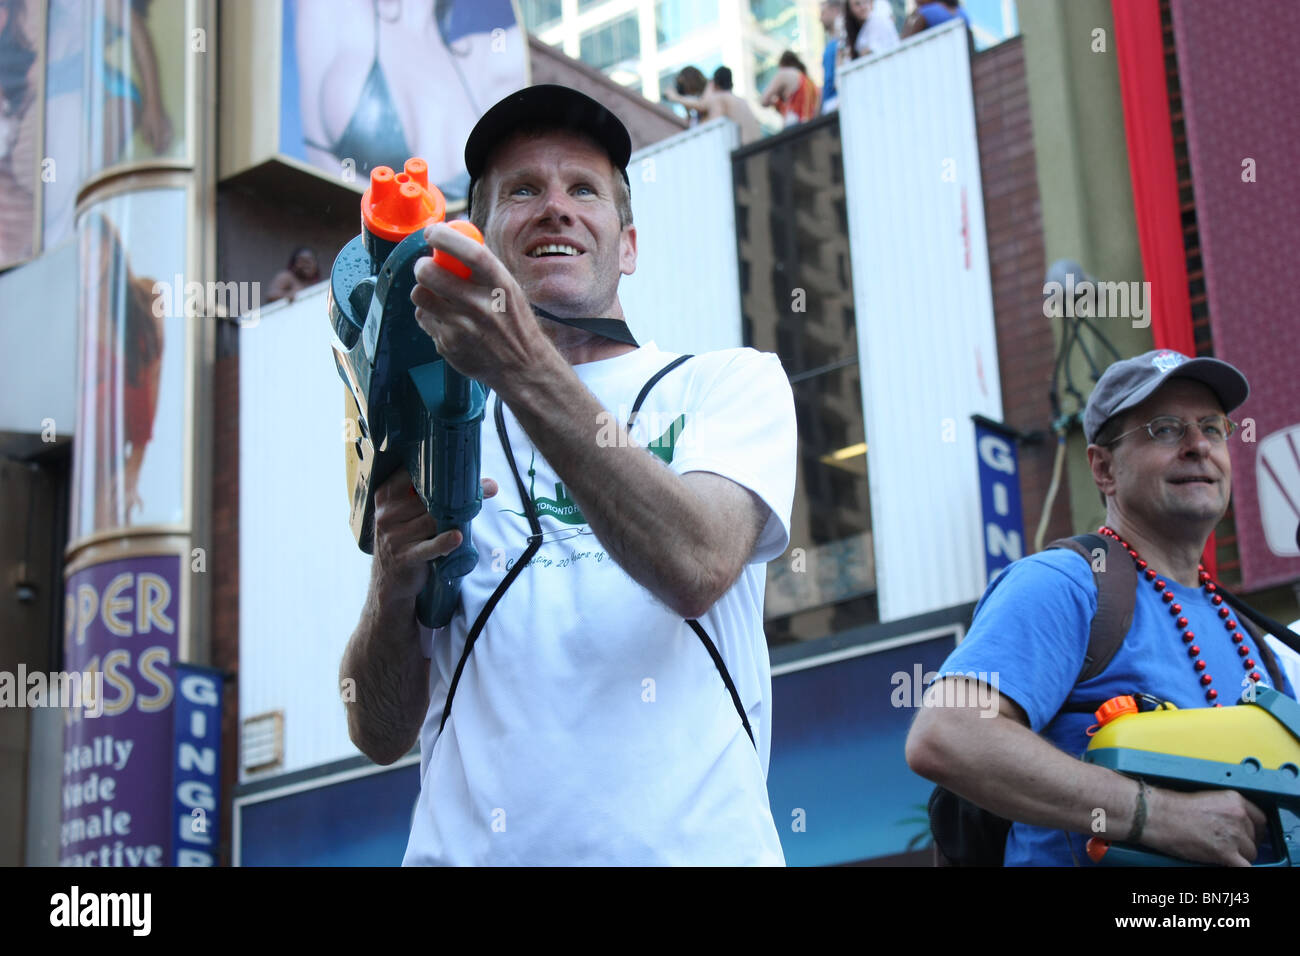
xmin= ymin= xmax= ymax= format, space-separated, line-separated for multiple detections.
xmin=972 ymin=37 xmax=1074 ymax=548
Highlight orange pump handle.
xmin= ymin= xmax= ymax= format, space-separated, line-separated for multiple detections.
xmin=432 ymin=221 xmax=485 ymax=279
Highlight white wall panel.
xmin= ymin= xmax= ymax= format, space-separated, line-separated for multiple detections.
xmin=838 ymin=22 xmax=1003 ymax=621
xmin=622 ymin=118 xmax=744 ymax=353
xmin=239 ymin=289 xmax=372 ymax=780
xmin=0 ymin=241 xmax=78 ymax=437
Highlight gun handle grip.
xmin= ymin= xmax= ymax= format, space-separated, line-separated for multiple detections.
xmin=415 ymin=538 xmax=478 ymax=629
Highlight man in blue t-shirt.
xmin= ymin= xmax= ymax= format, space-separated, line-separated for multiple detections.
xmin=906 ymin=349 xmax=1296 ymax=866
xmin=901 ymin=1 xmax=971 ymax=38
xmin=820 ymin=0 xmax=843 ymax=113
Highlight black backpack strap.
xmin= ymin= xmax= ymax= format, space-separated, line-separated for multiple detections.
xmin=628 ymin=354 xmax=693 ymax=426
xmin=1217 ymin=582 xmax=1300 ymax=654
xmin=625 ymin=354 xmax=756 ymax=749
xmin=687 ymin=620 xmax=755 ymax=746
xmin=1045 ymin=534 xmax=1136 ymax=684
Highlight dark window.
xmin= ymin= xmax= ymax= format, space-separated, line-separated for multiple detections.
xmin=733 ymin=115 xmax=875 ymax=646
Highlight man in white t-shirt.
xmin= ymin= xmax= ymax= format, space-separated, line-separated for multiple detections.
xmin=338 ymin=85 xmax=796 ymax=865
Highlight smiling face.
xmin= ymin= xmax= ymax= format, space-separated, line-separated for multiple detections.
xmin=1091 ymin=378 xmax=1233 ymax=530
xmin=478 ymin=129 xmax=636 ymax=318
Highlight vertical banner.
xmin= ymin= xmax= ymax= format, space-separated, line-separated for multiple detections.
xmin=170 ymin=663 xmax=222 ymax=866
xmin=1167 ymin=0 xmax=1300 ymax=590
xmin=279 ymin=0 xmax=526 ymax=200
xmin=70 ymin=189 xmax=187 ymax=542
xmin=973 ymin=417 xmax=1025 ymax=585
xmin=0 ymin=0 xmax=42 ymax=265
xmin=60 ymin=553 xmax=180 ymax=867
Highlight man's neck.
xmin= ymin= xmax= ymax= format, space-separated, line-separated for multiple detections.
xmin=1104 ymin=513 xmax=1210 ymax=588
xmin=539 ymin=305 xmax=636 ymax=366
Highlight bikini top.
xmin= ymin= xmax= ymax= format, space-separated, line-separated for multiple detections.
xmin=304 ymin=1 xmax=411 ymax=176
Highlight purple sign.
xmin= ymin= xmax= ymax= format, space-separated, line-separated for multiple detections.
xmin=60 ymin=554 xmax=181 ymax=866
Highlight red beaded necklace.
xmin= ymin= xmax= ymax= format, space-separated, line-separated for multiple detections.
xmin=1098 ymin=526 xmax=1262 ymax=706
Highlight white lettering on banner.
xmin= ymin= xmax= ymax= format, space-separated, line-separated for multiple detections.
xmin=174 ymin=672 xmax=221 ymax=864
xmin=986 ymin=524 xmax=1023 ymax=563
xmin=978 ymin=434 xmax=1015 ymax=475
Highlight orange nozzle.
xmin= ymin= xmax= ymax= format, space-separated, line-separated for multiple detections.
xmin=362 ymin=158 xmax=446 ymax=241
xmin=1085 ymin=837 xmax=1109 ymax=863
xmin=433 ymin=220 xmax=485 ymax=280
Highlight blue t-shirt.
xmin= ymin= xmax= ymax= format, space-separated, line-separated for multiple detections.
xmin=918 ymin=2 xmax=971 ymax=29
xmin=822 ymin=39 xmax=838 ymax=103
xmin=937 ymin=549 xmax=1295 ymax=866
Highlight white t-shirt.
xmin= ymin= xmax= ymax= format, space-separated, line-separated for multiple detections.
xmin=857 ymin=6 xmax=901 ymax=56
xmin=402 ymin=342 xmax=796 ymax=865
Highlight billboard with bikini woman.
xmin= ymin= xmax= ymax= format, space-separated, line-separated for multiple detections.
xmin=278 ymin=0 xmax=527 ymax=203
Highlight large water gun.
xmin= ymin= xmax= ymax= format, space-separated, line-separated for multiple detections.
xmin=327 ymin=158 xmax=488 ymax=628
xmin=1083 ymin=687 xmax=1300 ymax=866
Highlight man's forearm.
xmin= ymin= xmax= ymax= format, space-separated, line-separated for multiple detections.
xmin=496 ymin=350 xmax=743 ymax=619
xmin=907 ymin=692 xmax=1142 ymax=839
xmin=340 ymin=574 xmax=429 ymax=765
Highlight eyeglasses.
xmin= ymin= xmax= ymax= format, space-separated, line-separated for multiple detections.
xmin=1105 ymin=415 xmax=1237 ymax=447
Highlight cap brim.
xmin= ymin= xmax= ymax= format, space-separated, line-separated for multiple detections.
xmin=1106 ymin=357 xmax=1250 ymax=434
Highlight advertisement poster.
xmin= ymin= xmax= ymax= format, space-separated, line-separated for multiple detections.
xmin=0 ymin=0 xmax=41 ymax=266
xmin=70 ymin=189 xmax=187 ymax=541
xmin=60 ymin=553 xmax=181 ymax=867
xmin=237 ymin=762 xmax=420 ymax=866
xmin=45 ymin=0 xmax=188 ymax=249
xmin=279 ymin=0 xmax=526 ymax=201
xmin=42 ymin=0 xmax=82 ymax=249
xmin=767 ymin=630 xmax=958 ymax=865
xmin=86 ymin=0 xmax=186 ymax=174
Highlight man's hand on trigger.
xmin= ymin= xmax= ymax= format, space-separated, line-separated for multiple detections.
xmin=1142 ymin=786 xmax=1268 ymax=866
xmin=372 ymin=469 xmax=499 ymax=603
xmin=410 ymin=222 xmax=548 ymax=390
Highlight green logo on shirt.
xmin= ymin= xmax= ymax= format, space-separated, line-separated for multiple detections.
xmin=645 ymin=413 xmax=687 ymax=465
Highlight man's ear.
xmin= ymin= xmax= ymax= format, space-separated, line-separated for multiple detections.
xmin=620 ymin=223 xmax=637 ymax=277
xmin=1087 ymin=443 xmax=1118 ymax=499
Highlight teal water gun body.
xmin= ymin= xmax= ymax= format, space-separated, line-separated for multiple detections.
xmin=327 ymin=158 xmax=487 ymax=628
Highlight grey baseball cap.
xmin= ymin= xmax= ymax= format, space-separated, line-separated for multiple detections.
xmin=1083 ymin=349 xmax=1249 ymax=444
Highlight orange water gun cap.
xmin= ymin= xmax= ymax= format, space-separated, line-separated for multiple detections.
xmin=1085 ymin=695 xmax=1138 ymax=736
xmin=362 ymin=158 xmax=447 ymax=241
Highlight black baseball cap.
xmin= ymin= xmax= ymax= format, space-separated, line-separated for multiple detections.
xmin=464 ymin=85 xmax=632 ymax=215
xmin=1083 ymin=349 xmax=1250 ymax=444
